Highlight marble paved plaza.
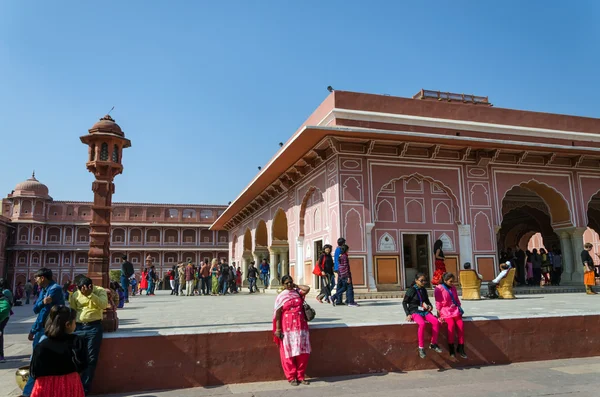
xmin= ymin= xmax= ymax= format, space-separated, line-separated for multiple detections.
xmin=98 ymin=356 xmax=600 ymax=397
xmin=1 ymin=290 xmax=600 ymax=396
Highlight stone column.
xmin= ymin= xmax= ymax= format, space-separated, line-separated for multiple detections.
xmin=279 ymin=247 xmax=290 ymax=277
xmin=570 ymin=227 xmax=586 ymax=283
xmin=365 ymin=223 xmax=377 ymax=291
xmin=296 ymin=237 xmax=305 ymax=284
xmin=458 ymin=224 xmax=473 ymax=268
xmin=558 ymin=230 xmax=574 ymax=281
xmin=241 ymin=252 xmax=250 ymax=287
xmin=269 ymin=248 xmax=280 ymax=288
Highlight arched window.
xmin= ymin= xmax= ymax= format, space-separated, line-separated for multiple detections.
xmin=112 ymin=145 xmax=119 ymax=162
xmin=90 ymin=144 xmax=96 ymax=161
xmin=100 ymin=143 xmax=109 ymax=161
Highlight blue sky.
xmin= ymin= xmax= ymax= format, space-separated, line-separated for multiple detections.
xmin=1 ymin=1 xmax=598 ymax=205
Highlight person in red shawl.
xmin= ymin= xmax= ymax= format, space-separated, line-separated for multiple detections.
xmin=139 ymin=268 xmax=148 ymax=295
xmin=431 ymin=240 xmax=446 ymax=286
xmin=273 ymin=276 xmax=311 ymax=386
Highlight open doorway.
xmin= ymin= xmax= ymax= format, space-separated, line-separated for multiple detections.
xmin=402 ymin=234 xmax=431 ymax=288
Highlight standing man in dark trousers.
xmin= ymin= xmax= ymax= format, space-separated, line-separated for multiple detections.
xmin=69 ymin=276 xmax=108 ymax=395
xmin=120 ymin=255 xmax=134 ymax=303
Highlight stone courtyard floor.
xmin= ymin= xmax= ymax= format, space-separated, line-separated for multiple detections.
xmin=97 ymin=356 xmax=600 ymax=397
xmin=2 ymin=290 xmax=600 ymax=396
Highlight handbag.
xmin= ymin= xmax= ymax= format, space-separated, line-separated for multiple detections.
xmin=298 ymin=289 xmax=315 ymax=322
xmin=442 ymin=284 xmax=464 ymax=316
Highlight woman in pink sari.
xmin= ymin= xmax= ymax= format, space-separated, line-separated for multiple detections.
xmin=273 ymin=275 xmax=311 ymax=386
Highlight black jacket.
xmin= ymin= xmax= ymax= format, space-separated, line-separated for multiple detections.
xmin=318 ymin=254 xmax=334 ymax=275
xmin=402 ymin=286 xmax=433 ymax=316
xmin=121 ymin=260 xmax=134 ymax=278
xmin=30 ymin=334 xmax=87 ymax=378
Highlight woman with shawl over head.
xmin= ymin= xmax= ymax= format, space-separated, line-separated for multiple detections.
xmin=273 ymin=275 xmax=311 ymax=386
xmin=431 ymin=239 xmax=446 ymax=286
xmin=211 ymin=259 xmax=220 ymax=295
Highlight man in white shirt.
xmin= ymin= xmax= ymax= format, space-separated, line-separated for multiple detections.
xmin=487 ymin=261 xmax=511 ymax=299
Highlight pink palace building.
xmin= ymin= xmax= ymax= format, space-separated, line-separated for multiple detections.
xmin=1 ymin=174 xmax=228 ymax=286
xmin=212 ymin=89 xmax=600 ymax=291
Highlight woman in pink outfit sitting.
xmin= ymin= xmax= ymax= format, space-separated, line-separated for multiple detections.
xmin=434 ymin=272 xmax=467 ymax=359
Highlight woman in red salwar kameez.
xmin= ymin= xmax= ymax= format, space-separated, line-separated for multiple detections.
xmin=273 ymin=275 xmax=311 ymax=386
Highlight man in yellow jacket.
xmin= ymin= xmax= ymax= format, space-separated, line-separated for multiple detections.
xmin=69 ymin=276 xmax=108 ymax=395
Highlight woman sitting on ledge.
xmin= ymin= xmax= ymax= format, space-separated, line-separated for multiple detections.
xmin=403 ymin=272 xmax=442 ymax=359
xmin=273 ymin=276 xmax=311 ymax=386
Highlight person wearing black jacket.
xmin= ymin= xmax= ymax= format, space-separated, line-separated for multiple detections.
xmin=247 ymin=262 xmax=258 ymax=293
xmin=120 ymin=255 xmax=134 ymax=303
xmin=30 ymin=305 xmax=87 ymax=397
xmin=402 ymin=273 xmax=442 ymax=359
xmin=315 ymin=244 xmax=334 ymax=303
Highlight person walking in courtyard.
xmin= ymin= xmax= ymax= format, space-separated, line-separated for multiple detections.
xmin=403 ymin=272 xmax=442 ymax=359
xmin=139 ymin=268 xmax=148 ymax=295
xmin=120 ymin=255 xmax=134 ymax=303
xmin=211 ymin=259 xmax=219 ymax=295
xmin=551 ymin=247 xmax=563 ymax=286
xmin=177 ymin=263 xmax=185 ymax=296
xmin=331 ymin=244 xmax=359 ymax=307
xmin=315 ymin=244 xmax=334 ymax=304
xmin=236 ymin=266 xmax=243 ymax=292
xmin=168 ymin=266 xmax=176 ymax=295
xmin=273 ymin=275 xmax=311 ymax=386
xmin=25 ymin=279 xmax=34 ymax=304
xmin=22 ymin=268 xmax=66 ymax=396
xmin=200 ymin=259 xmax=210 ymax=295
xmin=531 ymin=249 xmax=542 ymax=286
xmin=248 ymin=261 xmax=258 ymax=293
xmin=219 ymin=259 xmax=230 ymax=295
xmin=29 ymin=305 xmax=87 ymax=397
xmin=435 ymin=272 xmax=467 ymax=359
xmin=147 ymin=266 xmax=157 ymax=296
xmin=185 ymin=260 xmax=195 ymax=296
xmin=582 ymin=243 xmax=597 ymax=295
xmin=260 ymin=259 xmax=270 ymax=289
xmin=432 ymin=239 xmax=446 ymax=286
xmin=69 ymin=276 xmax=108 ymax=395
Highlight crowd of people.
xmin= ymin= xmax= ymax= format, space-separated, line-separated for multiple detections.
xmin=0 ymin=237 xmax=598 ymax=394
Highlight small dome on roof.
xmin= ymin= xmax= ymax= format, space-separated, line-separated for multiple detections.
xmin=89 ymin=115 xmax=123 ymax=136
xmin=13 ymin=172 xmax=51 ymax=199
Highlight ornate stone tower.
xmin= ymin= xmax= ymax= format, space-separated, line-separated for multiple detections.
xmin=80 ymin=115 xmax=131 ymax=289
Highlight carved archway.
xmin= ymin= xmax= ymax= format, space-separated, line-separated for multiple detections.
xmin=243 ymin=228 xmax=252 ymax=251
xmin=501 ymin=180 xmax=573 ymax=228
xmin=376 ymin=173 xmax=462 ymax=224
xmin=272 ymin=208 xmax=288 ymax=242
xmin=255 ymin=220 xmax=268 ymax=249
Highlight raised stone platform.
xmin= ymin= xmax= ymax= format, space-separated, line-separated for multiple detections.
xmin=2 ymin=290 xmax=600 ymax=396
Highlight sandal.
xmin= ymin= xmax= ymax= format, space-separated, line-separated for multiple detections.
xmin=290 ymin=380 xmax=299 ymax=386
xmin=301 ymin=380 xmax=310 ymax=385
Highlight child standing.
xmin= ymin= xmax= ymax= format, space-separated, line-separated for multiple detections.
xmin=30 ymin=305 xmax=87 ymax=397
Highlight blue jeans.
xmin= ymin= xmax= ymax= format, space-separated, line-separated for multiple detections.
xmin=148 ymin=280 xmax=155 ymax=295
xmin=75 ymin=322 xmax=103 ymax=394
xmin=332 ymin=277 xmax=355 ymax=304
xmin=249 ymin=277 xmax=257 ymax=292
xmin=120 ymin=275 xmax=129 ymax=301
xmin=22 ymin=329 xmax=45 ymax=396
xmin=219 ymin=276 xmax=228 ymax=294
xmin=261 ymin=273 xmax=270 ymax=288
